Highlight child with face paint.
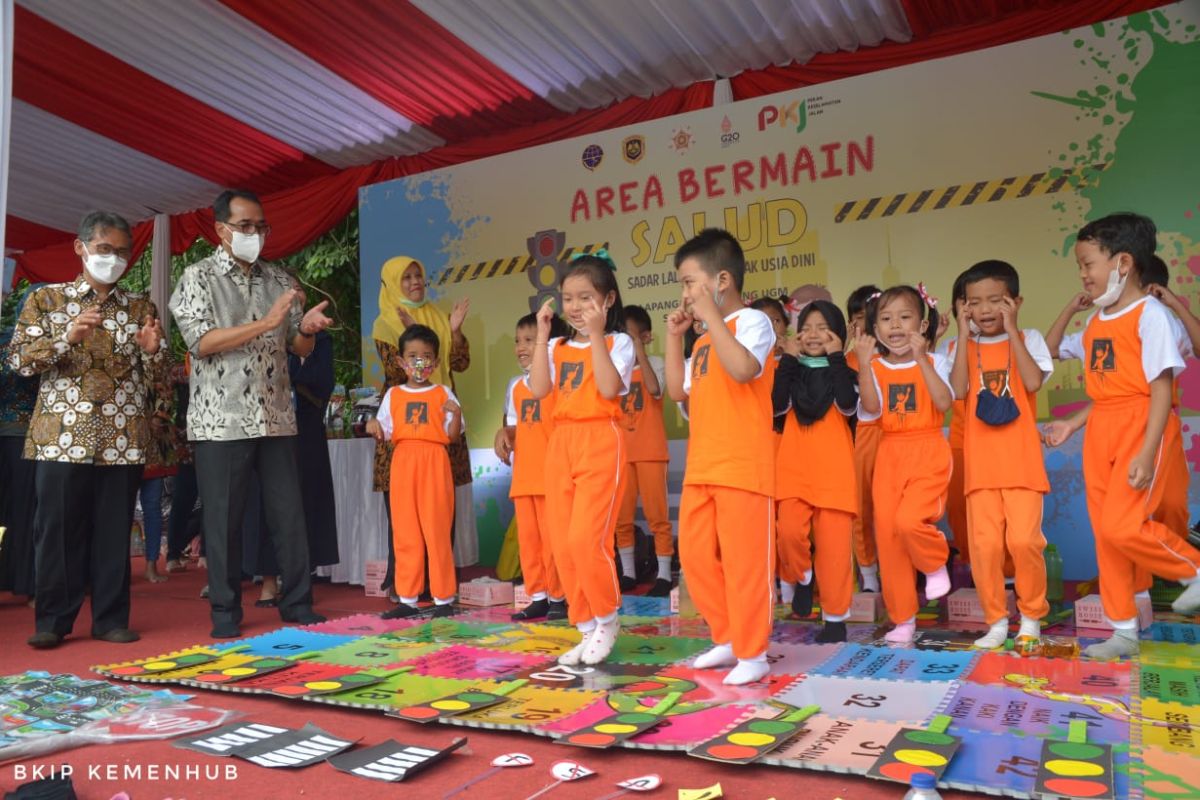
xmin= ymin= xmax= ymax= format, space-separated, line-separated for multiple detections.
xmin=1046 ymin=213 xmax=1200 ymax=658
xmin=528 ymin=253 xmax=636 ymax=666
xmin=366 ymin=324 xmax=464 ymax=619
xmin=496 ymin=312 xmax=570 ymax=622
xmin=665 ymin=229 xmax=778 ymax=686
xmin=856 ymin=285 xmax=955 ymax=644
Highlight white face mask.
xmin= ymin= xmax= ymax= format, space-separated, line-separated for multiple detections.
xmin=229 ymin=229 xmax=264 ymax=263
xmin=81 ymin=243 xmax=128 ymax=285
xmin=968 ymin=318 xmax=981 ymax=335
xmin=1093 ymin=266 xmax=1127 ymax=308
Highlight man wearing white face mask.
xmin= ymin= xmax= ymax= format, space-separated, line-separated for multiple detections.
xmin=170 ymin=189 xmax=334 ymax=638
xmin=8 ymin=211 xmax=166 ymax=649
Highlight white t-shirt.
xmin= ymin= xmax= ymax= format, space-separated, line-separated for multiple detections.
xmin=503 ymin=375 xmax=527 ymax=426
xmin=857 ymin=352 xmax=954 ymax=422
xmin=1059 ymin=296 xmax=1187 ymax=381
xmin=682 ymin=307 xmax=776 ymax=395
xmin=547 ymin=333 xmax=636 ymax=394
xmin=376 ymin=383 xmax=464 ymax=438
xmin=946 ymin=329 xmax=1055 ymax=380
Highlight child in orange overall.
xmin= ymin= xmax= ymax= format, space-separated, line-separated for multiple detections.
xmin=1046 ymin=213 xmax=1200 ymax=658
xmin=496 ymin=312 xmax=570 ymax=621
xmin=938 ymin=276 xmax=971 ymax=566
xmin=773 ymin=300 xmax=858 ymax=643
xmin=948 ymin=261 xmax=1052 ymax=650
xmin=750 ymin=297 xmax=791 ymax=604
xmin=615 ymin=305 xmax=674 ymax=596
xmin=856 ymin=285 xmax=954 ymax=644
xmin=367 ymin=324 xmax=463 ymax=619
xmin=666 ymin=229 xmax=777 ymax=685
xmin=529 ymin=254 xmax=635 ymax=666
xmin=845 ymin=285 xmax=882 ymax=593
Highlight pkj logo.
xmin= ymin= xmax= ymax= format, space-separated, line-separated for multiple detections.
xmin=719 ymin=115 xmax=740 ymax=148
xmin=757 ymin=99 xmax=807 ymax=132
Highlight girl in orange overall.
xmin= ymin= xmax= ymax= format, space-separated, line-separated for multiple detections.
xmin=856 ymin=285 xmax=955 ymax=644
xmin=529 ymin=253 xmax=635 ymax=666
xmin=773 ymin=300 xmax=858 ymax=643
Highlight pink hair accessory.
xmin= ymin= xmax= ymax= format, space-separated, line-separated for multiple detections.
xmin=916 ymin=282 xmax=939 ymax=310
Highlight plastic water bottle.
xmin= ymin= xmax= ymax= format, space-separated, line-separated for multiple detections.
xmin=1044 ymin=543 xmax=1064 ymax=607
xmin=903 ymin=773 xmax=943 ymax=799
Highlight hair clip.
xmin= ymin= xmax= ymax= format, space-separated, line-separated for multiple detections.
xmin=916 ymin=282 xmax=939 ymax=310
xmin=570 ymin=247 xmax=617 ymax=271
xmin=866 ymin=291 xmax=882 ymax=303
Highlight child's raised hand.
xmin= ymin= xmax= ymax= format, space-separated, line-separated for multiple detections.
xmin=822 ymin=329 xmax=843 ymax=355
xmin=1040 ymin=420 xmax=1075 ymax=448
xmin=365 ymin=418 xmax=384 ymax=442
xmin=782 ymin=333 xmax=803 ymax=357
xmin=934 ymin=312 xmax=950 ymax=343
xmin=493 ymin=427 xmax=513 ymax=465
xmin=580 ymin=298 xmax=607 ymax=338
xmin=908 ymin=330 xmax=928 ymax=358
xmin=1065 ymin=292 xmax=1093 ymax=315
xmin=535 ymin=297 xmax=556 ymax=341
xmin=854 ymin=333 xmax=877 ymax=363
xmin=666 ymin=307 xmax=694 ymax=338
xmin=957 ymin=303 xmax=973 ymax=338
xmin=999 ymin=296 xmax=1020 ymax=334
xmin=1147 ymin=283 xmax=1184 ymax=312
xmin=687 ymin=284 xmax=721 ymax=326
xmin=1128 ymin=451 xmax=1155 ymax=490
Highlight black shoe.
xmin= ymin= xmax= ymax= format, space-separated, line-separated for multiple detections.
xmin=619 ymin=575 xmax=637 ymax=593
xmin=281 ymin=609 xmax=326 ymax=625
xmin=647 ymin=578 xmax=673 ymax=597
xmin=816 ymin=621 xmax=847 ymax=644
xmin=210 ymin=622 xmax=241 ymax=639
xmin=27 ymin=631 xmax=62 ymax=649
xmin=431 ymin=604 xmax=456 ymax=618
xmin=512 ymin=599 xmax=550 ymax=621
xmin=92 ymin=628 xmax=140 ymax=643
xmin=791 ymin=582 xmax=814 ymax=618
xmin=418 ymin=590 xmax=433 ymax=603
xmin=546 ymin=600 xmax=568 ymax=621
xmin=381 ymin=603 xmax=422 ymax=620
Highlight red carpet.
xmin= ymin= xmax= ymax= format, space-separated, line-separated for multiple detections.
xmin=0 ymin=562 xmax=979 ymax=799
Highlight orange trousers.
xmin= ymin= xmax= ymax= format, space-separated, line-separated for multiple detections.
xmin=389 ymin=441 xmax=456 ymax=601
xmin=615 ymin=460 xmax=674 ymax=556
xmin=513 ymin=495 xmax=563 ymax=600
xmin=777 ymin=499 xmax=854 ymax=620
xmin=852 ymin=423 xmax=881 ymax=569
xmin=1137 ymin=412 xmax=1189 ymax=594
xmin=873 ymin=431 xmax=952 ymax=624
xmin=947 ymin=447 xmax=969 ymax=563
xmin=679 ymin=484 xmax=775 ymax=659
xmin=544 ymin=419 xmax=627 ymax=626
xmin=966 ymin=488 xmax=1049 ymax=624
xmin=1085 ymin=401 xmax=1200 ymax=623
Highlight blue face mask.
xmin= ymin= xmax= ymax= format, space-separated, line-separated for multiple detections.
xmin=974 ymin=339 xmax=1020 ymax=427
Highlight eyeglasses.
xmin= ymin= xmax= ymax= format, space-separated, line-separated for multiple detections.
xmin=84 ymin=242 xmax=133 ymax=259
xmin=220 ymin=221 xmax=272 ymax=236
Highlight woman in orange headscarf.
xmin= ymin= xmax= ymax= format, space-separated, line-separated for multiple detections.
xmin=372 ymin=258 xmax=474 ymax=594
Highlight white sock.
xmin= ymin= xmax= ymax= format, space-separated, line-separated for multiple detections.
xmin=723 ymin=657 xmax=770 ymax=686
xmin=924 ymin=566 xmax=951 ymax=600
xmin=529 ymin=591 xmax=548 ymax=601
xmin=559 ymin=621 xmax=595 ymax=666
xmin=1172 ymin=577 xmax=1200 ymax=613
xmin=779 ymin=582 xmax=795 ymax=604
xmin=693 ymin=643 xmax=737 ymax=670
xmin=400 ymin=596 xmax=419 ymax=605
xmin=582 ymin=615 xmax=620 ymax=665
xmin=619 ymin=547 xmax=636 ymax=577
xmin=800 ymin=569 xmax=813 ymax=586
xmin=1018 ymin=615 xmax=1041 ymax=639
xmin=885 ymin=618 xmax=916 ymax=644
xmin=973 ymin=620 xmax=1009 ymax=649
xmin=1082 ymin=627 xmax=1139 ymax=659
xmin=434 ymin=597 xmax=454 ymax=605
xmin=657 ymin=555 xmax=673 ymax=581
xmin=860 ymin=565 xmax=880 ymax=592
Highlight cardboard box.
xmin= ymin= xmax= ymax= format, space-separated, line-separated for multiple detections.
xmin=1074 ymin=593 xmax=1153 ymax=632
xmin=847 ymin=592 xmax=882 ymax=623
xmin=513 ymin=584 xmax=532 ymax=609
xmin=459 ymin=577 xmax=515 ymax=607
xmin=948 ymin=588 xmax=1015 ymax=624
xmin=363 ymin=560 xmax=388 ymax=598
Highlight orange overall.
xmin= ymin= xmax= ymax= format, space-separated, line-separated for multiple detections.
xmin=846 ymin=351 xmax=879 ymax=571
xmin=962 ymin=334 xmax=1050 ymax=626
xmin=508 ymin=376 xmax=563 ymax=601
xmin=616 ymin=363 xmax=673 ymax=557
xmin=1078 ymin=300 xmax=1200 ymax=624
xmin=869 ymin=357 xmax=952 ymax=624
xmin=386 ymin=385 xmax=456 ymax=602
xmin=775 ymin=403 xmax=857 ymax=621
xmin=680 ymin=314 xmax=777 ymax=659
xmin=947 ymin=399 xmax=969 ymax=562
xmin=543 ymin=337 xmax=628 ymax=626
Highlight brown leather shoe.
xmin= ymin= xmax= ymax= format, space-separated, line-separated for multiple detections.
xmin=92 ymin=628 xmax=140 ymax=644
xmin=27 ymin=632 xmax=62 ymax=649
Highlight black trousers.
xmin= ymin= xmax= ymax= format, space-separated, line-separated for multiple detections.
xmin=33 ymin=461 xmax=142 ymax=636
xmin=194 ymin=436 xmax=313 ymax=626
xmin=166 ymin=461 xmax=200 ymax=561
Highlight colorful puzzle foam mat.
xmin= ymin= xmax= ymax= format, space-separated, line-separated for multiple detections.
xmin=93 ymin=611 xmax=1200 ymax=797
